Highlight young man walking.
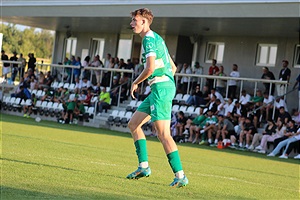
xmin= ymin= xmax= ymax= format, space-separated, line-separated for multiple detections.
xmin=127 ymin=8 xmax=188 ymax=188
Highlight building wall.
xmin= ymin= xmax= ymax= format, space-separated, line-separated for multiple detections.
xmin=198 ymin=35 xmax=299 ymax=109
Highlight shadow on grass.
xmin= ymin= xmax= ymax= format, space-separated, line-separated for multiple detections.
xmin=1 ymin=113 xmax=300 ymax=166
xmin=1 ymin=186 xmax=133 ymax=200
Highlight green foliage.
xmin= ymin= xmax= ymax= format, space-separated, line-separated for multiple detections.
xmin=1 ymin=114 xmax=299 ymax=199
xmin=1 ymin=23 xmax=54 ymax=59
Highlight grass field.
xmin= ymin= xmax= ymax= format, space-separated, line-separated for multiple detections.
xmin=1 ymin=113 xmax=299 ymax=199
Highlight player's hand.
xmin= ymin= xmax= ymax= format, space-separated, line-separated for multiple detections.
xmin=130 ymin=83 xmax=138 ymax=99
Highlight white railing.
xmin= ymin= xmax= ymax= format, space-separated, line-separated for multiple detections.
xmin=174 ymin=72 xmax=288 ymax=99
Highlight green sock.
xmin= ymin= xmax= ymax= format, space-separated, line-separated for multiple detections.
xmin=167 ymin=150 xmax=183 ymax=173
xmin=134 ymin=139 xmax=148 ymax=164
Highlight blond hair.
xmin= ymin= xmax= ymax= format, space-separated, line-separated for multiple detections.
xmin=131 ymin=8 xmax=154 ymax=25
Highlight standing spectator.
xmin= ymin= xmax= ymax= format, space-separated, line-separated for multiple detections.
xmin=10 ymin=51 xmax=18 ymax=82
xmin=1 ymin=50 xmax=10 ymax=80
xmin=180 ymin=63 xmax=192 ymax=93
xmin=73 ymin=56 xmax=81 ymax=79
xmin=207 ymin=59 xmax=219 ymax=91
xmin=28 ymin=53 xmax=36 ymax=72
xmin=227 ymin=64 xmax=240 ymax=99
xmin=90 ymin=55 xmax=103 ymax=85
xmin=18 ymin=53 xmax=26 ymax=79
xmin=215 ymin=65 xmax=226 ymax=96
xmin=293 ymin=73 xmax=300 ymax=111
xmin=192 ymin=61 xmax=203 ymax=89
xmin=277 ymin=60 xmax=291 ymax=97
xmin=261 ymin=67 xmax=275 ymax=95
xmin=81 ymin=56 xmax=90 ymax=79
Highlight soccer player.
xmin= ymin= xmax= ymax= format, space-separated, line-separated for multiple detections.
xmin=126 ymin=8 xmax=188 ymax=188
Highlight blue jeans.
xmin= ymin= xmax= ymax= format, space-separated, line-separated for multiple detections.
xmin=186 ymin=95 xmax=201 ymax=106
xmin=271 ymin=137 xmax=299 ymax=155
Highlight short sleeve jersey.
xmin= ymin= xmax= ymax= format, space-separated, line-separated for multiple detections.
xmin=141 ymin=31 xmax=174 ymax=85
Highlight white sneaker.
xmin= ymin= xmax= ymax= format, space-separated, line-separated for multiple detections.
xmin=69 ymin=121 xmax=72 ymax=124
xmin=200 ymin=130 xmax=205 ymax=134
xmin=183 ymin=130 xmax=189 ymax=135
xmin=192 ymin=139 xmax=197 ymax=144
xmin=258 ymin=150 xmax=266 ymax=154
xmin=293 ymin=154 xmax=300 ymax=159
xmin=255 ymin=145 xmax=262 ymax=150
xmin=267 ymin=153 xmax=275 ymax=157
xmin=248 ymin=145 xmax=254 ymax=150
xmin=279 ymin=154 xmax=288 ymax=159
xmin=97 ymin=113 xmax=101 ymax=116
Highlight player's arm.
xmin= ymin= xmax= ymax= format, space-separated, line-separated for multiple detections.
xmin=169 ymin=55 xmax=177 ymax=76
xmin=130 ymin=56 xmax=155 ymax=99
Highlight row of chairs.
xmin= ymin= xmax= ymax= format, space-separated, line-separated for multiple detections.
xmin=172 ymin=105 xmax=200 ymax=119
xmin=2 ymin=96 xmax=96 ymax=118
xmin=51 ymin=82 xmax=76 ymax=91
xmin=107 ymin=110 xmax=133 ymax=127
xmin=173 ymin=93 xmax=191 ymax=105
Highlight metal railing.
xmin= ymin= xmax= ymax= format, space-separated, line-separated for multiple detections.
xmin=174 ymin=73 xmax=288 ymax=99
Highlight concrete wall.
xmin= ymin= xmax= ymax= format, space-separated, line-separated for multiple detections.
xmin=197 ymin=35 xmax=299 ymax=110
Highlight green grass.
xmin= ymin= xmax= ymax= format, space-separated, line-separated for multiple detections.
xmin=1 ymin=113 xmax=299 ymax=199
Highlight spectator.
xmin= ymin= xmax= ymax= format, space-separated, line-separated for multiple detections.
xmin=23 ymin=93 xmax=37 ymax=118
xmin=248 ymin=119 xmax=277 ymax=150
xmin=81 ymin=56 xmax=91 ymax=79
xmin=97 ymin=87 xmax=111 ymax=114
xmin=1 ymin=50 xmax=10 ymax=80
xmin=62 ymin=97 xmax=77 ymax=124
xmin=73 ymin=56 xmax=81 ymax=79
xmin=200 ymin=110 xmax=218 ymax=146
xmin=10 ymin=51 xmax=18 ymax=82
xmin=275 ymin=106 xmax=291 ymax=124
xmin=261 ymin=67 xmax=275 ymax=95
xmin=192 ymin=61 xmax=203 ymax=88
xmin=215 ymin=114 xmax=235 ymax=146
xmin=110 ymin=76 xmax=120 ymax=106
xmin=28 ymin=53 xmax=36 ymax=72
xmin=83 ymin=88 xmax=93 ymax=106
xmin=80 ymin=77 xmax=91 ymax=94
xmin=272 ymin=120 xmax=298 ymax=151
xmin=175 ymin=111 xmax=187 ymax=138
xmin=133 ymin=58 xmax=143 ymax=79
xmin=18 ymin=53 xmax=26 ymax=79
xmin=210 ymin=88 xmax=224 ymax=104
xmin=44 ymin=71 xmax=54 ymax=87
xmin=277 ymin=60 xmax=291 ymax=97
xmin=261 ymin=91 xmax=274 ymax=122
xmin=207 ymin=59 xmax=219 ymax=91
xmin=63 ymin=57 xmax=72 ymax=83
xmin=215 ymin=65 xmax=226 ymax=96
xmin=293 ymin=73 xmax=300 ymax=111
xmin=267 ymin=127 xmax=300 ymax=158
xmin=239 ymin=90 xmax=251 ymax=107
xmin=180 ymin=63 xmax=192 ymax=93
xmin=227 ymin=64 xmax=240 ymax=99
xmin=90 ymin=55 xmax=103 ymax=85
xmin=186 ymin=85 xmax=203 ymax=107
xmin=238 ymin=117 xmax=257 ymax=149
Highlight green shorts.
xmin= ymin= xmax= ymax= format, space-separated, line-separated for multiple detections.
xmin=137 ymin=82 xmax=175 ymax=122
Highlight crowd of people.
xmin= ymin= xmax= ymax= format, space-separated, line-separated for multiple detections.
xmin=2 ymin=50 xmax=300 ymax=157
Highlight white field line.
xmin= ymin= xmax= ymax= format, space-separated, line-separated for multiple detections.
xmin=192 ymin=172 xmax=299 ymax=193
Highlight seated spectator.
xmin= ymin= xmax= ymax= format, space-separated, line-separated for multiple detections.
xmin=238 ymin=117 xmax=257 ymax=149
xmin=110 ymin=76 xmax=120 ymax=106
xmin=275 ymin=106 xmax=292 ymax=124
xmin=232 ymin=100 xmax=247 ymax=124
xmin=83 ymin=88 xmax=93 ymax=106
xmin=11 ymin=85 xmax=30 ymax=100
xmin=41 ymin=88 xmax=55 ymax=102
xmin=73 ymin=100 xmax=86 ymax=119
xmin=23 ymin=93 xmax=37 ymax=118
xmin=80 ymin=77 xmax=91 ymax=94
xmin=210 ymin=88 xmax=225 ymax=104
xmin=248 ymin=119 xmax=277 ymax=150
xmin=74 ymin=77 xmax=81 ymax=90
xmin=187 ymin=112 xmax=207 ymax=143
xmin=97 ymin=87 xmax=111 ymax=114
xmin=230 ymin=116 xmax=246 ymax=147
xmin=267 ymin=127 xmax=300 ymax=158
xmin=291 ymin=109 xmax=300 ymax=126
xmin=272 ymin=120 xmax=298 ymax=151
xmin=175 ymin=111 xmax=187 ymax=138
xmin=261 ymin=91 xmax=274 ymax=122
xmin=61 ymin=97 xmax=77 ymax=124
xmin=199 ymin=110 xmax=218 ymax=145
xmin=239 ymin=90 xmax=251 ymax=107
xmin=44 ymin=71 xmax=54 ymax=87
xmin=223 ymin=98 xmax=235 ymax=119
xmin=77 ymin=90 xmax=86 ymax=101
xmin=205 ymin=94 xmax=218 ymax=114
xmin=186 ymin=85 xmax=203 ymax=107
xmin=215 ymin=114 xmax=235 ymax=146
xmin=215 ymin=99 xmax=225 ymax=116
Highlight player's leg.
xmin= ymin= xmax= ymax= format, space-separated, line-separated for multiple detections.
xmin=154 ymin=120 xmax=188 ymax=187
xmin=126 ymin=99 xmax=152 ymax=179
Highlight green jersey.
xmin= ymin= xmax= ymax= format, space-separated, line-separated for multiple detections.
xmin=142 ymin=31 xmax=174 ymax=86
